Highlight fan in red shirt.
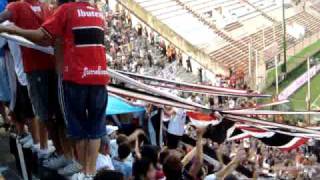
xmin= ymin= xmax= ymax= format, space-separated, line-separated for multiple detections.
xmin=0 ymin=0 xmax=62 ymax=160
xmin=0 ymin=1 xmax=109 ymax=178
xmin=42 ymin=2 xmax=109 ymax=85
xmin=6 ymin=0 xmax=54 ymax=72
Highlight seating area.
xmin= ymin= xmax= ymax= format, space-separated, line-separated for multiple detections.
xmin=135 ymin=0 xmax=228 ymax=52
xmin=134 ymin=0 xmax=320 ymax=74
xmin=241 ymin=0 xmax=278 ymax=22
xmin=224 ymin=21 xmax=243 ymax=32
xmin=209 ymin=12 xmax=320 ymax=72
xmin=179 ymin=0 xmax=280 ymax=23
xmin=311 ymin=2 xmax=320 ymax=12
xmin=169 ymin=0 xmax=283 ymax=72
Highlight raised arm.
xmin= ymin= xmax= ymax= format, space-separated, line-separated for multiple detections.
xmin=187 ymin=127 xmax=205 ymax=178
xmin=181 ymin=147 xmax=196 ymax=167
xmin=127 ymin=129 xmax=145 ymax=144
xmin=134 ymin=138 xmax=142 ymax=160
xmin=215 ymin=148 xmax=245 ymax=179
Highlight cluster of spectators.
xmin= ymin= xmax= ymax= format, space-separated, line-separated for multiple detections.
xmin=104 ymin=8 xmax=184 ymax=77
xmin=0 ymin=0 xmax=319 ymax=180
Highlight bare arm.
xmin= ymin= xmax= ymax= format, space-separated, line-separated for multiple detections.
xmin=163 ymin=106 xmax=176 ymax=117
xmin=127 ymin=129 xmax=145 ymax=143
xmin=0 ymin=10 xmax=11 ymax=24
xmin=0 ymin=25 xmax=52 ymax=46
xmin=181 ymin=147 xmax=196 ymax=167
xmin=134 ymin=138 xmax=142 ymax=160
xmin=215 ymin=149 xmax=245 ymax=179
xmin=216 ymin=145 xmax=225 ymax=165
xmin=215 ymin=158 xmax=240 ymax=179
xmin=188 ymin=128 xmax=205 ymax=178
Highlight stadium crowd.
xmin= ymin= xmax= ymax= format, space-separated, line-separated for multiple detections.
xmin=0 ymin=0 xmax=319 ymax=180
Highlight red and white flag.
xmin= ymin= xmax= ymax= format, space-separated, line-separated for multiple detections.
xmin=187 ymin=112 xmax=221 ymax=127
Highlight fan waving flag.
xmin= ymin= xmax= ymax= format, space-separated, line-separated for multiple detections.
xmin=187 ymin=112 xmax=221 ymax=127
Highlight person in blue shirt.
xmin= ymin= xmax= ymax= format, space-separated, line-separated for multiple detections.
xmin=0 ymin=0 xmax=9 ymax=125
xmin=0 ymin=0 xmax=7 ymax=60
xmin=0 ymin=0 xmax=7 ymax=12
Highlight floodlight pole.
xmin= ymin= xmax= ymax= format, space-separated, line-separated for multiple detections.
xmin=306 ymin=57 xmax=311 ymax=125
xmin=275 ymin=55 xmax=279 ymax=95
xmin=282 ymin=0 xmax=287 ymax=74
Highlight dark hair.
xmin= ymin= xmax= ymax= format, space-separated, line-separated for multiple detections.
xmin=58 ymin=0 xmax=74 ymax=6
xmin=133 ymin=158 xmax=153 ymax=180
xmin=141 ymin=145 xmax=160 ymax=167
xmin=159 ymin=149 xmax=170 ymax=165
xmin=94 ymin=169 xmax=123 ymax=180
xmin=118 ymin=142 xmax=131 ymax=160
xmin=162 ymin=154 xmax=183 ymax=180
xmin=224 ymin=174 xmax=238 ymax=180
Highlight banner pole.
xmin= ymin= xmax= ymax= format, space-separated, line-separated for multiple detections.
xmin=16 ymin=138 xmax=28 ymax=180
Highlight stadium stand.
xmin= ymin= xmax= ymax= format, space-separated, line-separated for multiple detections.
xmin=133 ymin=0 xmax=320 ymax=73
xmin=311 ymin=1 xmax=320 ymax=12
xmin=210 ymin=12 xmax=320 ymax=72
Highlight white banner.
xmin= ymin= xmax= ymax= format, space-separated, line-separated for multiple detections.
xmin=278 ymin=64 xmax=320 ymax=100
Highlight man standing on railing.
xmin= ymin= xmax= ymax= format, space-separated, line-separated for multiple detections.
xmin=0 ymin=0 xmax=109 ymax=179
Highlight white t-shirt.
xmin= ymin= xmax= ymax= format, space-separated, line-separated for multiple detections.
xmin=186 ymin=97 xmax=194 ymax=103
xmin=96 ymin=153 xmax=115 ymax=171
xmin=168 ymin=108 xmax=186 ymax=136
xmin=243 ymin=138 xmax=250 ymax=149
xmin=204 ymin=174 xmax=217 ymax=180
xmin=109 ymin=139 xmax=118 ymax=158
xmin=228 ymin=99 xmax=235 ymax=109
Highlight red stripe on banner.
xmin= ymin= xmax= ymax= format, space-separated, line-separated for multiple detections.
xmin=279 ymin=138 xmax=309 ymax=152
xmin=228 ymin=134 xmax=252 ymax=141
xmin=237 ymin=126 xmax=267 ymax=133
xmin=187 ymin=112 xmax=217 ymax=121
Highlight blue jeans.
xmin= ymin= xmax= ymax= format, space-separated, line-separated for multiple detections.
xmin=0 ymin=56 xmax=10 ymax=102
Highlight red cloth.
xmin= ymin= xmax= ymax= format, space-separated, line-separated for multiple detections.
xmin=42 ymin=2 xmax=109 ymax=85
xmin=156 ymin=170 xmax=165 ymax=180
xmin=7 ymin=0 xmax=54 ymax=72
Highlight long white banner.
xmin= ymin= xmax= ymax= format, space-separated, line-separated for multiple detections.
xmin=278 ymin=64 xmax=320 ymax=100
xmin=0 ymin=33 xmax=54 ymax=55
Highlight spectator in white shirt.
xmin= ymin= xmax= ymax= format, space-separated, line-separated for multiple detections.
xmin=164 ymin=106 xmax=187 ymax=149
xmin=96 ymin=136 xmax=114 ymax=171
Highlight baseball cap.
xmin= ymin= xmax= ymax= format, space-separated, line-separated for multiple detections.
xmin=106 ymin=125 xmax=119 ymax=136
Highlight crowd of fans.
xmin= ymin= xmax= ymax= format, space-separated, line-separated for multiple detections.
xmin=0 ymin=0 xmax=319 ymax=180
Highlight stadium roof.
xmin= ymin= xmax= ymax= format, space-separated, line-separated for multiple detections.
xmin=135 ymin=0 xmax=227 ymax=53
